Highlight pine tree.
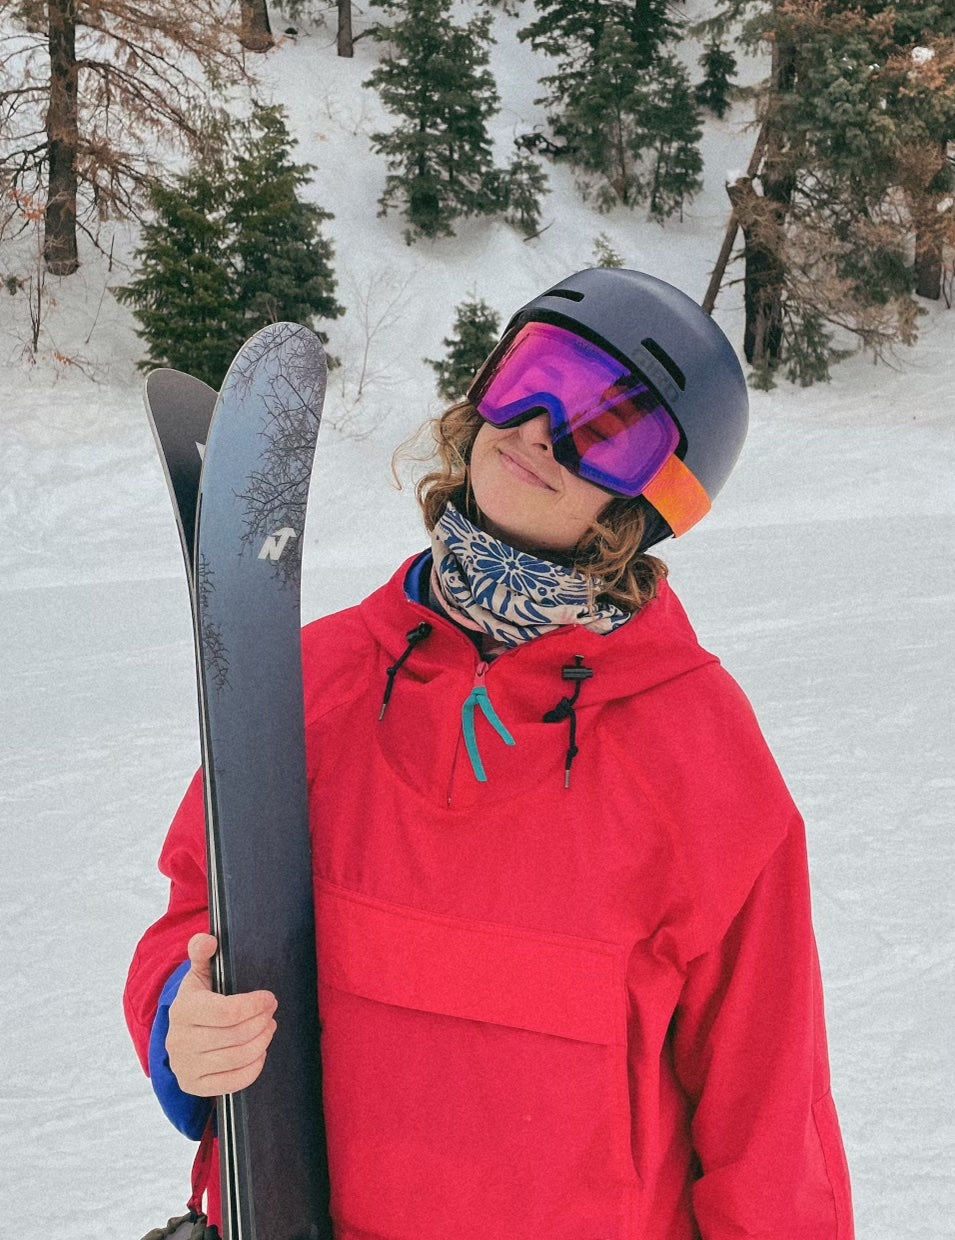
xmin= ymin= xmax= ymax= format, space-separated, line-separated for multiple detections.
xmin=552 ymin=23 xmax=703 ymax=217
xmin=367 ymin=0 xmax=502 ymax=241
xmin=878 ymin=39 xmax=955 ymax=299
xmin=557 ymin=22 xmax=649 ymax=209
xmin=115 ymin=167 xmax=246 ymax=387
xmin=696 ymin=40 xmax=737 ymax=119
xmin=503 ymin=153 xmax=549 ymax=237
xmin=426 ymin=298 xmax=501 ymax=401
xmin=519 ymin=0 xmax=676 ymax=83
xmin=592 ymin=233 xmax=624 ymax=267
xmin=227 ymin=104 xmax=343 ymax=331
xmin=707 ymin=0 xmax=954 ymax=379
xmin=116 ymin=106 xmax=342 ymax=388
xmin=518 ymin=6 xmax=700 ymax=215
xmin=779 ymin=5 xmax=955 ymax=345
xmin=635 ymin=56 xmax=704 ymax=222
xmin=519 ymin=0 xmax=678 ymax=147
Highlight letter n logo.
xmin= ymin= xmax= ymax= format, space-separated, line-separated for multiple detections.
xmin=258 ymin=527 xmax=298 ymax=562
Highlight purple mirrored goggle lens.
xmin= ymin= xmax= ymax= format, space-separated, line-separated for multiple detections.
xmin=469 ymin=321 xmax=680 ymax=497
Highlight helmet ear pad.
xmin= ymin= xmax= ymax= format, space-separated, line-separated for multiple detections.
xmin=635 ymin=496 xmax=673 ymax=551
xmin=592 ymin=494 xmax=673 ymax=556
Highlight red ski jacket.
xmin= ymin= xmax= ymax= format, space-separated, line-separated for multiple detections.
xmin=125 ymin=558 xmax=854 ymax=1239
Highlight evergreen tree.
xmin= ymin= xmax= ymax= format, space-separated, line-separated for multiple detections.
xmin=636 ymin=56 xmax=704 ymax=221
xmin=518 ymin=5 xmax=700 ymax=215
xmin=367 ymin=0 xmax=502 ymax=241
xmin=503 ymin=153 xmax=549 ymax=237
xmin=708 ymin=0 xmax=954 ymax=379
xmin=116 ymin=167 xmax=246 ymax=387
xmin=426 ymin=298 xmax=501 ymax=401
xmin=227 ymin=104 xmax=343 ymax=330
xmin=519 ymin=0 xmax=678 ymax=151
xmin=520 ymin=0 xmax=676 ymax=86
xmin=877 ymin=38 xmax=955 ymax=299
xmin=592 ymin=233 xmax=624 ymax=267
xmin=116 ymin=106 xmax=342 ymax=388
xmin=696 ymin=40 xmax=737 ymax=119
xmin=556 ymin=23 xmax=703 ymax=217
xmin=557 ymin=21 xmax=647 ymax=209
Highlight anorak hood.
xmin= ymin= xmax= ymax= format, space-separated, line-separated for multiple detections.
xmin=362 ymin=553 xmax=716 ymax=701
xmin=348 ymin=554 xmax=720 ymax=809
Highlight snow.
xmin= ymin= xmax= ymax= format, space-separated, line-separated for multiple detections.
xmin=1 ymin=6 xmax=953 ymax=1238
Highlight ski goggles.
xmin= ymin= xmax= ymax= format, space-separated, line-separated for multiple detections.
xmin=468 ymin=320 xmax=710 ymax=534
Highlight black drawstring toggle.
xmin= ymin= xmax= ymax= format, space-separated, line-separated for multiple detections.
xmin=379 ymin=621 xmax=433 ymax=719
xmin=542 ymin=655 xmax=594 ymax=788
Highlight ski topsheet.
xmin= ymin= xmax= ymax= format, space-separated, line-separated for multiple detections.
xmin=145 ymin=323 xmax=332 ymax=1240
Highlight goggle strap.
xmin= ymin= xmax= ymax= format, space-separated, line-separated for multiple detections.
xmin=642 ymin=454 xmax=711 ymax=537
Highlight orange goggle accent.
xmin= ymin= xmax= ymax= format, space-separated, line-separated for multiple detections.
xmin=642 ymin=453 xmax=711 ymax=537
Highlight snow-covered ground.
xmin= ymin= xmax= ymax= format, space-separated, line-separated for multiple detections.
xmin=0 ymin=8 xmax=953 ymax=1238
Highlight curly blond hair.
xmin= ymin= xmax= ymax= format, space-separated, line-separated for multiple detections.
xmin=397 ymin=401 xmax=668 ymax=614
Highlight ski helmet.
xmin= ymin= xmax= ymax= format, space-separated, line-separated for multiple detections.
xmin=475 ymin=268 xmax=748 ymax=545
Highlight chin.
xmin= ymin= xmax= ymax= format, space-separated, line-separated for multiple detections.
xmin=476 ymin=510 xmax=567 ymax=558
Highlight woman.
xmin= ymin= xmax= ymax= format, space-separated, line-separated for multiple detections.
xmin=125 ymin=269 xmax=854 ymax=1239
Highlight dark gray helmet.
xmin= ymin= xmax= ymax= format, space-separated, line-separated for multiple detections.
xmin=505 ymin=268 xmax=749 ymax=542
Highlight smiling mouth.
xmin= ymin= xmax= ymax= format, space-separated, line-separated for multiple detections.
xmin=498 ymin=449 xmax=556 ymax=491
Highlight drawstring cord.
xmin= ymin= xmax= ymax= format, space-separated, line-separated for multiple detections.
xmin=462 ymin=684 xmax=515 ymax=782
xmin=543 ymin=655 xmax=594 ymax=789
xmin=379 ymin=622 xmax=433 ymax=719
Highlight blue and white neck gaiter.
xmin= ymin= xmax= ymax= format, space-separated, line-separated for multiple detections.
xmin=429 ymin=502 xmax=630 ymax=650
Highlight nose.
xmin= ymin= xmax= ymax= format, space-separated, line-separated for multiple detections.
xmin=518 ymin=412 xmax=553 ymax=453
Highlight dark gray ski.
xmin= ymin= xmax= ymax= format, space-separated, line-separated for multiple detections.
xmin=144 ymin=369 xmax=217 ymax=568
xmin=144 ymin=324 xmax=332 ymax=1240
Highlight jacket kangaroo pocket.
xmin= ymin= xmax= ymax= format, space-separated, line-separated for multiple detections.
xmin=316 ymin=881 xmax=638 ymax=1240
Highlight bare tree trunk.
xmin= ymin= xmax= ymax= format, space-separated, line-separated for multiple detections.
xmin=727 ymin=178 xmax=787 ymax=364
xmin=702 ymin=120 xmax=769 ymax=314
xmin=240 ymin=0 xmax=274 ymax=52
xmin=913 ymin=139 xmax=947 ymax=300
xmin=914 ymin=229 xmax=943 ymax=300
xmin=741 ymin=30 xmax=796 ymax=367
xmin=338 ymin=0 xmax=354 ymax=57
xmin=44 ymin=0 xmax=80 ymax=276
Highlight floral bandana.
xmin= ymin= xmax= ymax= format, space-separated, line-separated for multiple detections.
xmin=429 ymin=502 xmax=631 ymax=649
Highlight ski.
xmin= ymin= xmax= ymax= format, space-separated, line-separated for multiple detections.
xmin=144 ymin=323 xmax=332 ymax=1240
xmin=144 ymin=368 xmax=217 ymax=568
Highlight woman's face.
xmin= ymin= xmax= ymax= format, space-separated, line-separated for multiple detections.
xmin=468 ymin=415 xmax=610 ymax=554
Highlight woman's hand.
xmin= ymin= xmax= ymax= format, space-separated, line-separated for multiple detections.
xmin=166 ymin=933 xmax=278 ymax=1097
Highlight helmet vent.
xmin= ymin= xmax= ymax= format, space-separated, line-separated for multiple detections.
xmin=641 ymin=337 xmax=686 ymax=391
xmin=547 ymin=288 xmax=585 ymax=303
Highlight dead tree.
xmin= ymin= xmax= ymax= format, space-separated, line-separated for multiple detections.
xmin=338 ymin=0 xmax=354 ymax=57
xmin=1 ymin=0 xmax=247 ymax=275
xmin=240 ymin=0 xmax=274 ymax=52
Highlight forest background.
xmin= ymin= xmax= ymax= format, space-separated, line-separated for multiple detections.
xmin=3 ymin=0 xmax=955 ymax=384
xmin=0 ymin=1 xmax=953 ymax=1237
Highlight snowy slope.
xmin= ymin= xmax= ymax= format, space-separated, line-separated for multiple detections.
xmin=0 ymin=7 xmax=953 ymax=1238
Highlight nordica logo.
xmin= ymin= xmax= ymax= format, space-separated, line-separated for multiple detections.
xmin=258 ymin=527 xmax=298 ymax=561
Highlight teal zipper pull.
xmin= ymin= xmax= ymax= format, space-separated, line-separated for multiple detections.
xmin=461 ymin=666 xmax=515 ymax=782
